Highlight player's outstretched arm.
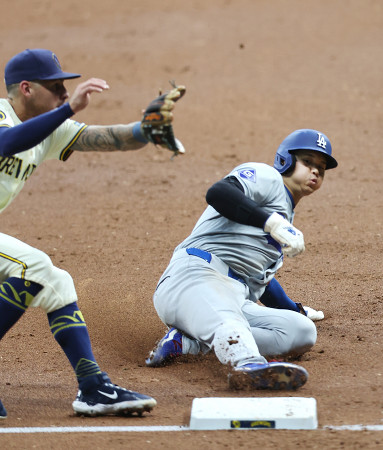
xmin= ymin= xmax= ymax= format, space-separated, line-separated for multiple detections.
xmin=69 ymin=82 xmax=186 ymax=154
xmin=69 ymin=124 xmax=146 ymax=152
xmin=68 ymin=78 xmax=146 ymax=152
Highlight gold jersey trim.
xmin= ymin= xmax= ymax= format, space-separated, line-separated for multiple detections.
xmin=0 ymin=252 xmax=27 ymax=278
xmin=60 ymin=124 xmax=88 ymax=161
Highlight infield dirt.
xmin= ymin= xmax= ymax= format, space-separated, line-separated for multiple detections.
xmin=1 ymin=1 xmax=383 ymax=448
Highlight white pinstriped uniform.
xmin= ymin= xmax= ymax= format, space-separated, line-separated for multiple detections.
xmin=0 ymin=98 xmax=86 ymax=312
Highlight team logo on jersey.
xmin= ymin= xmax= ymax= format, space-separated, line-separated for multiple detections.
xmin=316 ymin=133 xmax=327 ymax=149
xmin=238 ymin=168 xmax=256 ymax=182
xmin=0 ymin=111 xmax=5 ymax=122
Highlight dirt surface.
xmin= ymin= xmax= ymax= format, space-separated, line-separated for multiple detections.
xmin=1 ymin=0 xmax=383 ymax=448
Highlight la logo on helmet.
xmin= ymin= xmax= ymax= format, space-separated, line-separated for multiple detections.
xmin=316 ymin=133 xmax=327 ymax=149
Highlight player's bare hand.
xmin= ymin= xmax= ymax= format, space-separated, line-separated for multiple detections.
xmin=69 ymin=78 xmax=110 ymax=114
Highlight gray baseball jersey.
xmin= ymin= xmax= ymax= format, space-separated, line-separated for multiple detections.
xmin=153 ymin=162 xmax=316 ymax=367
xmin=176 ymin=162 xmax=294 ymax=300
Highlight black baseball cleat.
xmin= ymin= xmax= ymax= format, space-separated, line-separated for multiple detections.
xmin=228 ymin=361 xmax=308 ymax=390
xmin=0 ymin=399 xmax=7 ymax=419
xmin=72 ymin=372 xmax=156 ymax=417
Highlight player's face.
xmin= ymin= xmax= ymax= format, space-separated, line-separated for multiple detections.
xmin=284 ymin=150 xmax=327 ymax=200
xmin=28 ymin=79 xmax=69 ymax=115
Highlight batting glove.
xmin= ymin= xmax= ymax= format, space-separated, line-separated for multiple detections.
xmin=303 ymin=306 xmax=324 ymax=321
xmin=264 ymin=212 xmax=305 ymax=257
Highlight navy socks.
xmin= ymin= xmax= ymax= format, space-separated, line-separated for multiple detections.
xmin=48 ymin=302 xmax=102 ymax=381
xmin=0 ymin=277 xmax=43 ymax=339
xmin=0 ymin=278 xmax=103 ymax=387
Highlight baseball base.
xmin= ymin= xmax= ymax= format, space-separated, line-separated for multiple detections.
xmin=189 ymin=397 xmax=318 ymax=430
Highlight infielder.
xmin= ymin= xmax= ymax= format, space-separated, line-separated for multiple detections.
xmin=0 ymin=48 xmax=185 ymax=418
xmin=146 ymin=129 xmax=337 ymax=390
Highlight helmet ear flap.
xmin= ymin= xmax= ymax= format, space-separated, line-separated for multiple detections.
xmin=283 ymin=152 xmax=296 ymax=175
xmin=274 ymin=150 xmax=296 ymax=174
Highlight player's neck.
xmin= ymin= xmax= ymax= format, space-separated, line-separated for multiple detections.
xmin=7 ymin=97 xmax=32 ymax=122
xmin=283 ymin=182 xmax=303 ymax=206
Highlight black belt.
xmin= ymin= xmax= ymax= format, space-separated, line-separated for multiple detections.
xmin=186 ymin=248 xmax=245 ymax=284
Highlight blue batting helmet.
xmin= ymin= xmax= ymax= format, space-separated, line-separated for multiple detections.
xmin=273 ymin=129 xmax=338 ymax=174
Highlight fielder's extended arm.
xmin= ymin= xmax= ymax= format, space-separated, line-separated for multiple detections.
xmin=0 ymin=104 xmax=73 ymax=157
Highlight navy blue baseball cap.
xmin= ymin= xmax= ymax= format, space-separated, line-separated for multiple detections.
xmin=4 ymin=49 xmax=81 ymax=85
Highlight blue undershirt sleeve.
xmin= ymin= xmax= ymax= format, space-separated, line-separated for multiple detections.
xmin=0 ymin=103 xmax=74 ymax=157
xmin=259 ymin=277 xmax=301 ymax=312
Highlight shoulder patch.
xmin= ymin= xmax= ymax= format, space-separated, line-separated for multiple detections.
xmin=238 ymin=168 xmax=256 ymax=182
xmin=0 ymin=111 xmax=6 ymax=122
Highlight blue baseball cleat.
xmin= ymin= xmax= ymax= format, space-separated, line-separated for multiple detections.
xmin=72 ymin=372 xmax=156 ymax=417
xmin=0 ymin=399 xmax=7 ymax=419
xmin=146 ymin=327 xmax=183 ymax=367
xmin=228 ymin=361 xmax=308 ymax=390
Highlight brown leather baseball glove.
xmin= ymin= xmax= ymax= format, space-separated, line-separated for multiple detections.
xmin=141 ymin=82 xmax=186 ymax=156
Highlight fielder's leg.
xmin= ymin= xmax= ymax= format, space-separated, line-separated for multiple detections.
xmin=48 ymin=302 xmax=102 ymax=380
xmin=0 ymin=277 xmax=44 ymax=419
xmin=0 ymin=277 xmax=44 ymax=338
xmin=48 ymin=302 xmax=156 ymax=416
xmin=0 ymin=235 xmax=156 ymax=416
xmin=0 ymin=399 xmax=6 ymax=419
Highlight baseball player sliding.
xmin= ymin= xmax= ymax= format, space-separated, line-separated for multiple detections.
xmin=146 ymin=129 xmax=337 ymax=390
xmin=0 ymin=48 xmax=185 ymax=418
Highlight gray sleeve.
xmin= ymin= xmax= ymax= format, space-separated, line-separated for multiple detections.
xmin=228 ymin=163 xmax=286 ymax=212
